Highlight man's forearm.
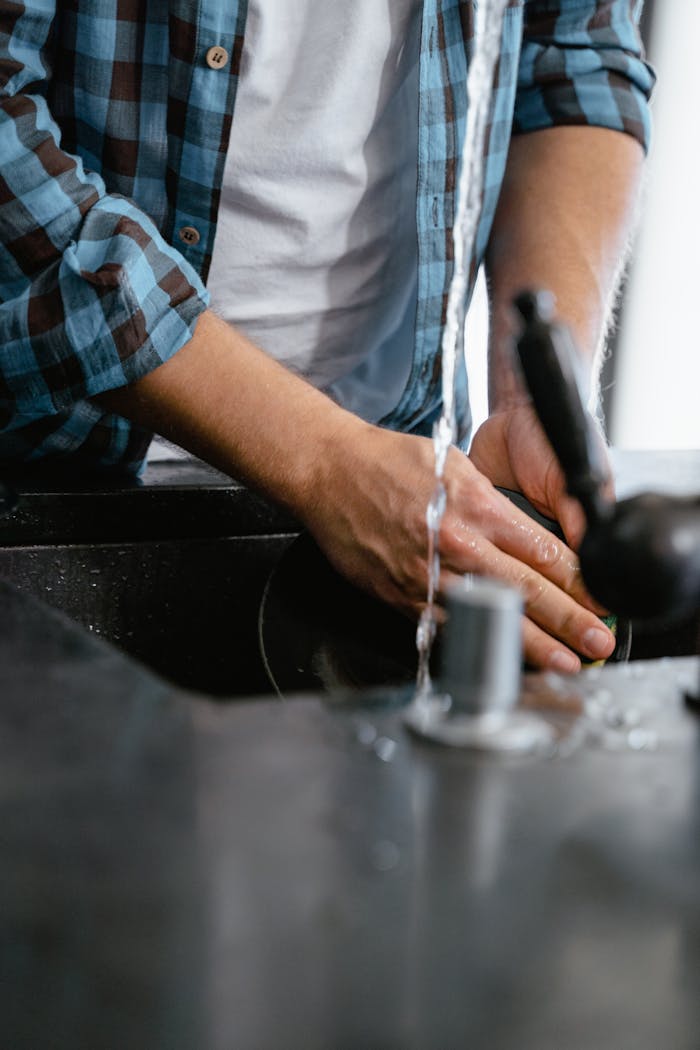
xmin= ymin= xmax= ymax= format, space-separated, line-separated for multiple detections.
xmin=96 ymin=310 xmax=364 ymax=520
xmin=485 ymin=126 xmax=645 ymax=411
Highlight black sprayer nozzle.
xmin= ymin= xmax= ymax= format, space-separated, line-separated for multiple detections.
xmin=513 ymin=290 xmax=612 ymax=529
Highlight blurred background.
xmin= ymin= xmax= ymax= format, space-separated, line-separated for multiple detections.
xmin=467 ymin=0 xmax=700 ymax=451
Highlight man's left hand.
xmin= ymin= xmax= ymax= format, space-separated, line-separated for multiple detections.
xmin=468 ymin=403 xmax=612 ymax=559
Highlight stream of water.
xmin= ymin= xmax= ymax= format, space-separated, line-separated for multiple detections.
xmin=415 ymin=0 xmax=511 ymax=698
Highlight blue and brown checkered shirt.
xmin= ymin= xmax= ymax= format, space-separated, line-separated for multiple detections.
xmin=0 ymin=0 xmax=654 ymax=472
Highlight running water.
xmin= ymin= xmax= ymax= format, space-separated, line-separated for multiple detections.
xmin=415 ymin=0 xmax=511 ymax=698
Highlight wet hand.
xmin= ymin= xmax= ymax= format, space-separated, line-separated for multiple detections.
xmin=305 ymin=419 xmax=615 ymax=673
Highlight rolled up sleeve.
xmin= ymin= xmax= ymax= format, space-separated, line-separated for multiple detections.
xmin=514 ymin=0 xmax=656 ymax=152
xmin=0 ymin=0 xmax=209 ymax=424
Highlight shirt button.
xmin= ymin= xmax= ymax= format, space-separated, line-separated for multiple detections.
xmin=205 ymin=45 xmax=229 ymax=70
xmin=179 ymin=225 xmax=200 ymax=246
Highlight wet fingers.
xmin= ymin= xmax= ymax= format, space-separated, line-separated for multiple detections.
xmin=440 ymin=538 xmax=615 ymax=668
xmin=455 ymin=491 xmax=607 ymax=615
xmin=522 ymin=618 xmax=581 ymax=674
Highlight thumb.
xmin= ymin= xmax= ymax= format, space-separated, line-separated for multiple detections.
xmin=555 ymin=491 xmax=588 ymax=552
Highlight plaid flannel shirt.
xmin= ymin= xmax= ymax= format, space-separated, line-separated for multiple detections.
xmin=0 ymin=0 xmax=655 ymax=472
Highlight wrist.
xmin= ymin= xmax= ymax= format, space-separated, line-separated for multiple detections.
xmin=284 ymin=406 xmax=372 ymax=525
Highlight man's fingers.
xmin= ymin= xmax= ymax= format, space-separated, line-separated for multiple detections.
xmin=554 ymin=493 xmax=588 ymax=552
xmin=444 ymin=486 xmax=600 ymax=611
xmin=521 ymin=618 xmax=582 ymax=674
xmin=438 ymin=537 xmax=615 ymax=667
xmin=439 ymin=561 xmax=609 ymax=672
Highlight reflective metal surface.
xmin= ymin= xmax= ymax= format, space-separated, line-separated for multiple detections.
xmin=2 ymin=579 xmax=699 ymax=1048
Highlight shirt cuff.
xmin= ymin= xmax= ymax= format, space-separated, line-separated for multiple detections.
xmin=514 ymin=7 xmax=656 ymax=154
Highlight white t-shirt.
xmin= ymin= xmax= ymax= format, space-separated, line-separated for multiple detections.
xmin=206 ymin=0 xmax=421 ymax=422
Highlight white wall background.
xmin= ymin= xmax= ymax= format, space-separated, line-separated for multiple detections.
xmin=613 ymin=1 xmax=700 ymax=449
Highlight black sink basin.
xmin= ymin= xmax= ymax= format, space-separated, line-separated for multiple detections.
xmin=0 ymin=461 xmax=298 ymax=696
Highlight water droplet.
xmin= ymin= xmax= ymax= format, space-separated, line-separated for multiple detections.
xmin=604 ymin=707 xmax=626 ymax=729
xmin=355 ymin=721 xmax=377 ymax=747
xmin=373 ymin=737 xmax=397 ymax=763
xmin=627 ymin=728 xmax=658 ymax=752
xmin=416 ymin=613 xmax=435 ymax=652
xmin=426 ymin=486 xmax=447 ymax=530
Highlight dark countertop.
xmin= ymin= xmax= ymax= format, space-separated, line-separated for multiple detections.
xmin=0 ymin=458 xmax=298 ymax=545
xmin=2 ymin=579 xmax=700 ymax=1049
xmin=1 ymin=447 xmax=698 ymax=1047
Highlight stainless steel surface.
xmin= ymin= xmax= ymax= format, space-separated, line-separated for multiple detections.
xmin=0 ymin=447 xmax=696 ymax=1049
xmin=2 ymin=579 xmax=700 ymax=1049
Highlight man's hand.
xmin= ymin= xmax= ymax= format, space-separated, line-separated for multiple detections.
xmin=308 ymin=418 xmax=614 ymax=673
xmin=468 ymin=403 xmax=614 ymax=551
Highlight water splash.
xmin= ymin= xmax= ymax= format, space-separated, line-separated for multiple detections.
xmin=520 ymin=658 xmax=700 ymax=757
xmin=415 ymin=0 xmax=511 ymax=698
